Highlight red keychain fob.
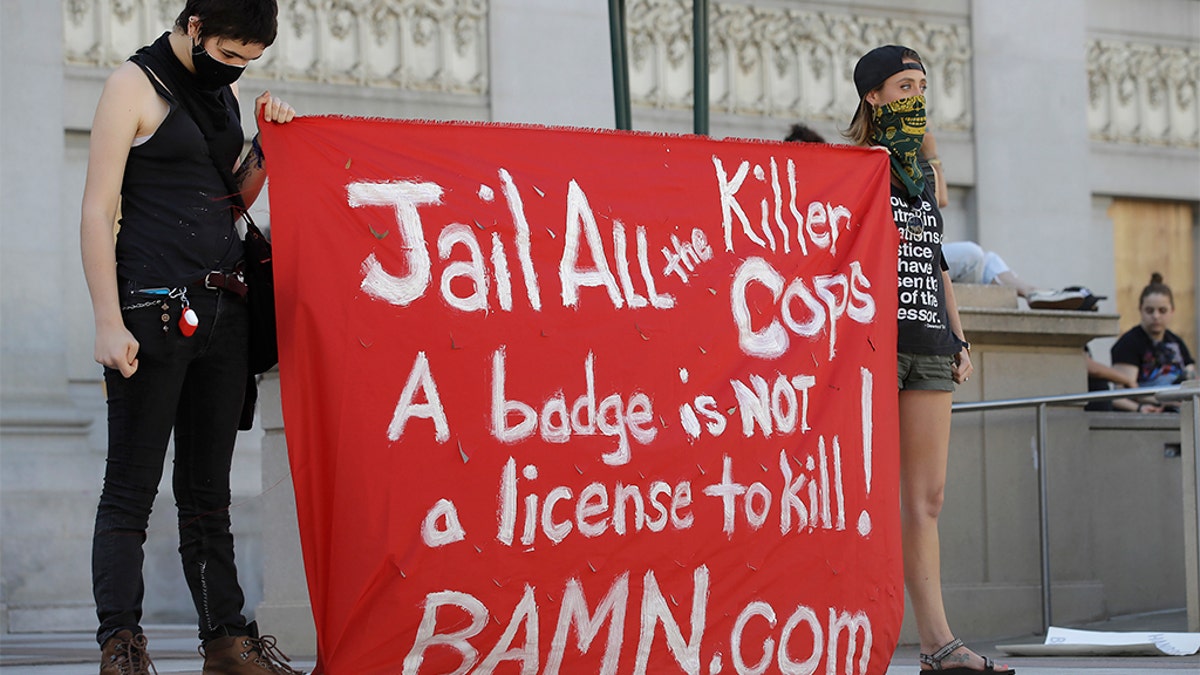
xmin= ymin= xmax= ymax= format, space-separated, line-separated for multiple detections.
xmin=179 ymin=304 xmax=198 ymax=337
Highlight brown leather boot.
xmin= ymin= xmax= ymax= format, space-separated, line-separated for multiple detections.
xmin=200 ymin=623 xmax=305 ymax=674
xmin=99 ymin=629 xmax=156 ymax=674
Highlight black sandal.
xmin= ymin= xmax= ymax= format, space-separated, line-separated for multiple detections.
xmin=919 ymin=638 xmax=1015 ymax=674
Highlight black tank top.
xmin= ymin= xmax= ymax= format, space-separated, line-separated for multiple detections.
xmin=116 ymin=63 xmax=243 ymax=286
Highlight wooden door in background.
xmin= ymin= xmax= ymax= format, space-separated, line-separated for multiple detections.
xmin=1109 ymin=198 xmax=1197 ymax=358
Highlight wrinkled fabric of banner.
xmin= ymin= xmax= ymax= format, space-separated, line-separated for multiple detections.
xmin=261 ymin=117 xmax=901 ymax=675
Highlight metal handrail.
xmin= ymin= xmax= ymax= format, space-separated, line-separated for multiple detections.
xmin=950 ymin=380 xmax=1200 ymax=634
xmin=952 ymin=383 xmax=1188 ymax=412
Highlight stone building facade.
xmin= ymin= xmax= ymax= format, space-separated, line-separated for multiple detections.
xmin=1 ymin=0 xmax=1197 ymax=645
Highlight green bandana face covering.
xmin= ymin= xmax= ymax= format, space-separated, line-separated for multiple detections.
xmin=871 ymin=94 xmax=927 ymax=198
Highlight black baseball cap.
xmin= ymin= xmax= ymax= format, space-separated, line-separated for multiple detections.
xmin=854 ymin=45 xmax=925 ymax=98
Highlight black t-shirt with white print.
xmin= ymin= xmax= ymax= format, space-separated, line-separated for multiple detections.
xmin=891 ymin=182 xmax=961 ymax=356
xmin=1111 ymin=325 xmax=1194 ymax=387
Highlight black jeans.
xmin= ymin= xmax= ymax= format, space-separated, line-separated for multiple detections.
xmin=93 ymin=281 xmax=251 ymax=645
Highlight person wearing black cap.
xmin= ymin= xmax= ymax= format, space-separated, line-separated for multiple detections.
xmin=847 ymin=45 xmax=1014 ymax=674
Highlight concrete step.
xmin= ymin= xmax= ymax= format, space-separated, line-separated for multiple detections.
xmin=1 ymin=611 xmax=1195 ymax=674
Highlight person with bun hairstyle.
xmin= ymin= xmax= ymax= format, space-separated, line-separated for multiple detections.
xmin=1110 ymin=273 xmax=1197 ymax=413
xmin=847 ymin=45 xmax=1013 ymax=673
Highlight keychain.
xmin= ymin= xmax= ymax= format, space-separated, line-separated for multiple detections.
xmin=172 ymin=288 xmax=199 ymax=337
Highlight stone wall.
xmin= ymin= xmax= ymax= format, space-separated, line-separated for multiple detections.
xmin=1 ymin=0 xmax=1196 ymax=646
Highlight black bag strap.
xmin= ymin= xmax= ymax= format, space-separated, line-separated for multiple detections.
xmin=128 ymin=40 xmax=250 ymax=226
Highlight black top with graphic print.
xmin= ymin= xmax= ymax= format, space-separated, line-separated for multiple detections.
xmin=1111 ymin=325 xmax=1195 ymax=387
xmin=891 ymin=182 xmax=960 ymax=356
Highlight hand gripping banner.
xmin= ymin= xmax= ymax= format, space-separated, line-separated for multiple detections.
xmin=260 ymin=117 xmax=901 ymax=675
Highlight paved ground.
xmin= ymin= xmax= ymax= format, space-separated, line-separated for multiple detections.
xmin=1 ymin=611 xmax=1196 ymax=674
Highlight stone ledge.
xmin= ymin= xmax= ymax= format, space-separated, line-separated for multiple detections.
xmin=0 ymin=399 xmax=93 ymax=437
xmin=1087 ymin=411 xmax=1185 ymax=431
xmin=899 ymin=581 xmax=1107 ymax=644
xmin=952 ymin=282 xmax=1019 ymax=310
xmin=959 ymin=308 xmax=1120 ymax=349
xmin=254 ymin=602 xmax=317 ymax=658
xmin=5 ymin=604 xmax=95 ymax=634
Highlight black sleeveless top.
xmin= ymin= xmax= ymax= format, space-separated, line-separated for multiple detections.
xmin=117 ymin=38 xmax=243 ymax=287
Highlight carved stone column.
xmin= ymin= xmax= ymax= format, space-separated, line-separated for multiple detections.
xmin=0 ymin=0 xmax=97 ymax=634
xmin=1170 ymin=381 xmax=1200 ymax=631
xmin=971 ymin=0 xmax=1092 ymax=292
xmin=254 ymin=370 xmax=317 ymax=656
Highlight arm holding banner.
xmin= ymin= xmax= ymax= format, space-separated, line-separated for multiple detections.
xmin=232 ymin=87 xmax=296 ymax=208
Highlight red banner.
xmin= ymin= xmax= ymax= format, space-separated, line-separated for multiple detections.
xmin=261 ymin=117 xmax=902 ymax=675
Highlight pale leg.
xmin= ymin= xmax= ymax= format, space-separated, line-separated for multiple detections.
xmin=899 ymin=389 xmax=954 ymax=649
xmin=900 ymin=389 xmax=1007 ymax=671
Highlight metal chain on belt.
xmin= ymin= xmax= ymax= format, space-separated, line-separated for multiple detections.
xmin=120 ymin=298 xmax=166 ymax=311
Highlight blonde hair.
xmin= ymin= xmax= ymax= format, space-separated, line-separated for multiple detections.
xmin=844 ymin=100 xmax=875 ymax=147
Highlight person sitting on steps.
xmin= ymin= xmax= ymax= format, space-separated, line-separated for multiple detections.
xmin=1110 ymin=272 xmax=1197 ymax=413
xmin=941 ymin=241 xmax=1103 ymax=310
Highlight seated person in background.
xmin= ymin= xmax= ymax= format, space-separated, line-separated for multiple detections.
xmin=941 ymin=242 xmax=1102 ymax=310
xmin=1111 ymin=272 xmax=1197 ymax=413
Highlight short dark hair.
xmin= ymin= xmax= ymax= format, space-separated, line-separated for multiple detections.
xmin=1139 ymin=272 xmax=1175 ymax=309
xmin=785 ymin=124 xmax=826 ymax=144
xmin=176 ymin=0 xmax=278 ymax=46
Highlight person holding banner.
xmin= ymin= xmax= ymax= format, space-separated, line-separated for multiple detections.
xmin=79 ymin=1 xmax=302 ymax=673
xmin=847 ymin=45 xmax=1014 ymax=674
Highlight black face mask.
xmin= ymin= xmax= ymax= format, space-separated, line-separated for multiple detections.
xmin=191 ymin=38 xmax=246 ymax=90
